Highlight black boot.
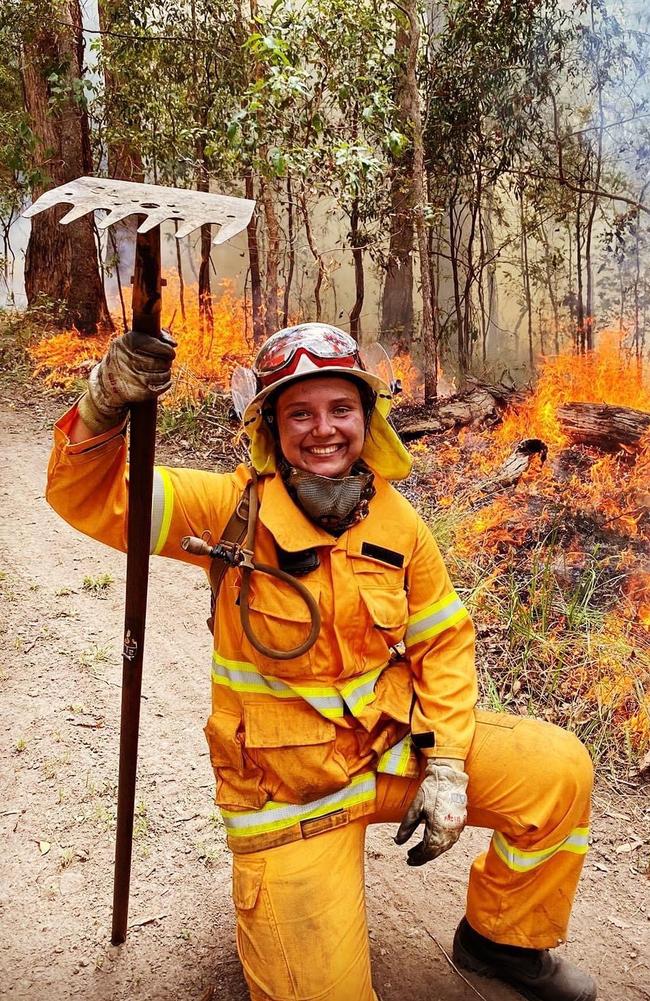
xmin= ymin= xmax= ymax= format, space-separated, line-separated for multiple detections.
xmin=452 ymin=918 xmax=597 ymax=1001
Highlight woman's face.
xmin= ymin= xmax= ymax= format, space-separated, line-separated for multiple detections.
xmin=275 ymin=376 xmax=366 ymax=477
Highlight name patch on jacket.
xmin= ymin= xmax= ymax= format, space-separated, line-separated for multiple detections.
xmin=361 ymin=542 xmax=404 ymax=569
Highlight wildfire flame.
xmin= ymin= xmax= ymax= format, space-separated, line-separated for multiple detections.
xmin=29 ymin=275 xmax=253 ymax=407
xmin=391 ymin=353 xmax=456 ymax=402
xmin=494 ymin=329 xmax=650 ymax=451
xmin=413 ymin=331 xmax=650 ymax=758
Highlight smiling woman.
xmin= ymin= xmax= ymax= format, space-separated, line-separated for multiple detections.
xmin=46 ymin=320 xmax=597 ymax=1001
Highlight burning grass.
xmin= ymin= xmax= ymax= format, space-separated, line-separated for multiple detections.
xmin=28 ymin=276 xmax=254 ymax=407
xmin=411 ymin=335 xmax=649 ymax=769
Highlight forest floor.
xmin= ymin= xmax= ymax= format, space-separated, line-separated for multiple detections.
xmin=1 ymin=370 xmax=649 ymax=1001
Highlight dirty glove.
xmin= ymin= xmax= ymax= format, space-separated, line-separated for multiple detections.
xmin=394 ymin=758 xmax=468 ymax=866
xmin=78 ymin=329 xmax=176 ymax=435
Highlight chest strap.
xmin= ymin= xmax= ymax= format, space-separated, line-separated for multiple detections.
xmin=205 ymin=485 xmax=250 ymax=633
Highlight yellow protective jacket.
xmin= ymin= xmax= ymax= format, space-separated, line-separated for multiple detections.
xmin=47 ymin=405 xmax=477 ymax=852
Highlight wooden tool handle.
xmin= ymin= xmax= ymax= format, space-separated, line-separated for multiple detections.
xmin=111 ymin=225 xmax=161 ymax=945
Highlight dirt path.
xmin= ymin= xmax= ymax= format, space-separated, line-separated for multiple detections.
xmin=1 ymin=382 xmax=648 ymax=1001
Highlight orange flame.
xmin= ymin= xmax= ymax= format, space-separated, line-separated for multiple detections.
xmin=29 ymin=276 xmax=254 ymax=407
xmin=392 ymin=354 xmax=456 ymax=402
xmin=494 ymin=329 xmax=650 ymax=451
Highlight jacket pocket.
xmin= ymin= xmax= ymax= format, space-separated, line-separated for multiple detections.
xmin=204 ymin=707 xmax=244 ymax=769
xmin=204 ymin=708 xmax=266 ymax=810
xmin=233 ymin=856 xmax=295 ymax=998
xmin=358 ymin=585 xmax=409 ymax=653
xmin=243 ymin=699 xmax=349 ymax=804
xmin=244 ymin=575 xmax=320 ymax=679
xmin=233 ymin=857 xmax=266 ymax=911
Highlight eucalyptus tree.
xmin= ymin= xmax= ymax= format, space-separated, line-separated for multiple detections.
xmin=9 ymin=0 xmax=111 ymax=331
xmin=422 ymin=0 xmax=570 ymax=374
xmin=228 ymin=0 xmax=404 ymax=340
xmin=91 ymin=0 xmax=248 ymax=334
xmin=0 ymin=14 xmax=34 ymax=296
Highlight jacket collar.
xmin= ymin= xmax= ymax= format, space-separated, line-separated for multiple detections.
xmin=258 ymin=472 xmax=336 ymax=551
xmin=257 ymin=470 xmax=402 ymax=555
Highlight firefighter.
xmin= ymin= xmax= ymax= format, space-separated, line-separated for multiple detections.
xmin=47 ymin=323 xmax=597 ymax=1001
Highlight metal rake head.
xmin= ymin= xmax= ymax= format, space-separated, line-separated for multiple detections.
xmin=23 ymin=176 xmax=255 ymax=245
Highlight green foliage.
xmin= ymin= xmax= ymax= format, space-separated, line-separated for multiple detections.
xmin=4 ymin=0 xmax=650 ymax=374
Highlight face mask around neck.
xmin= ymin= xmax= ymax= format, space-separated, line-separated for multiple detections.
xmin=286 ymin=465 xmax=373 ymax=523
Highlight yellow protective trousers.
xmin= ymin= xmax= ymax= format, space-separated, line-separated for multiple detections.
xmin=232 ymin=711 xmax=593 ymax=1001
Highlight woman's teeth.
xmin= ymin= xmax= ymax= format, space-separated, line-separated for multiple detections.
xmin=308 ymin=445 xmax=342 ymax=455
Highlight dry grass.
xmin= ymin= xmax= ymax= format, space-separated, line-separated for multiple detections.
xmin=415 ymin=445 xmax=650 ymax=770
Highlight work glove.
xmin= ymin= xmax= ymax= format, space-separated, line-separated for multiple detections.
xmin=78 ymin=329 xmax=176 ymax=435
xmin=394 ymin=758 xmax=468 ymax=866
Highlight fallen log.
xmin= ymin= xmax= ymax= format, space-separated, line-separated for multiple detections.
xmin=557 ymin=402 xmax=650 ymax=451
xmin=393 ymin=387 xmax=499 ymax=440
xmin=477 ymin=438 xmax=548 ymax=493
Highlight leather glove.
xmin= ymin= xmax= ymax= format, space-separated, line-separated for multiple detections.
xmin=394 ymin=758 xmax=468 ymax=866
xmin=78 ymin=329 xmax=176 ymax=435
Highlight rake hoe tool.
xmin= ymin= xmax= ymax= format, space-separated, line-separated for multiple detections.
xmin=24 ymin=177 xmax=255 ymax=944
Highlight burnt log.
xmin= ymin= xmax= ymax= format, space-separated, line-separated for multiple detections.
xmin=557 ymin=403 xmax=650 ymax=451
xmin=478 ymin=439 xmax=548 ymax=493
xmin=394 ymin=387 xmax=499 ymax=440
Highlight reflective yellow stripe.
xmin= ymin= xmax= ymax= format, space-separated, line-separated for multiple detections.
xmin=212 ymin=651 xmax=344 ymax=718
xmin=222 ymin=772 xmax=376 ymax=838
xmin=340 ymin=667 xmax=382 ymax=714
xmin=212 ymin=652 xmax=384 ymax=721
xmin=492 ymin=826 xmax=590 ymax=873
xmin=378 ymin=735 xmax=417 ymax=776
xmin=150 ymin=467 xmax=174 ymax=555
xmin=405 ymin=591 xmax=468 ymax=647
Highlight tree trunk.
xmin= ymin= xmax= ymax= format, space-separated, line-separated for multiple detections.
xmin=392 ymin=386 xmax=502 ymax=439
xmin=282 ymin=173 xmax=296 ymax=327
xmin=584 ymin=160 xmax=597 ymax=351
xmin=584 ymin=0 xmax=604 ymax=353
xmin=21 ymin=1 xmax=111 ymax=333
xmin=380 ymin=19 xmax=414 ymax=351
xmin=245 ymin=169 xmax=265 ymax=343
xmin=575 ymin=183 xmax=586 ymax=353
xmin=461 ymin=183 xmax=480 ymax=373
xmin=557 ymin=402 xmax=650 ymax=451
xmin=519 ymin=188 xmax=534 ymax=370
xmin=449 ymin=190 xmax=466 ymax=372
xmin=261 ymin=179 xmax=280 ymax=336
xmin=349 ymin=198 xmax=365 ymax=340
xmin=400 ymin=0 xmax=436 ymax=400
xmin=98 ymin=0 xmax=144 ymax=304
xmin=97 ymin=1 xmax=144 ymax=183
xmin=196 ymin=163 xmax=214 ymax=343
xmin=538 ymin=213 xmax=561 ymax=354
xmin=174 ymin=222 xmax=187 ymax=325
xmin=300 ymin=187 xmax=326 ymax=322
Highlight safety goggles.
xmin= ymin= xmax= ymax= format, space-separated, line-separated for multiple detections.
xmin=253 ymin=325 xmax=361 ymax=386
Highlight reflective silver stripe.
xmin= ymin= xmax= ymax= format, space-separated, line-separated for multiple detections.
xmin=492 ymin=826 xmax=590 ymax=873
xmin=212 ymin=657 xmax=296 ymax=698
xmin=222 ymin=772 xmax=376 ymax=838
xmin=405 ymin=593 xmax=468 ymax=647
xmin=150 ymin=467 xmax=174 ymax=555
xmin=341 ymin=667 xmax=382 ymax=715
xmin=377 ymin=735 xmax=415 ymax=776
xmin=211 ymin=652 xmax=386 ymax=721
xmin=212 ymin=652 xmax=346 ymax=719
